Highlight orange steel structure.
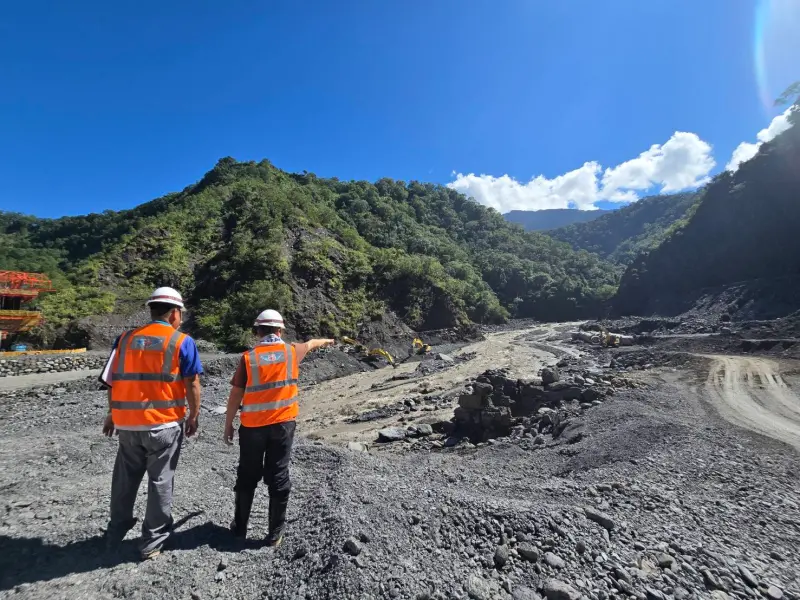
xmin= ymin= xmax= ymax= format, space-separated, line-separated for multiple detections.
xmin=0 ymin=271 xmax=56 ymax=341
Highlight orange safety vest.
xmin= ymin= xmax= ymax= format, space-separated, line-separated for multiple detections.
xmin=240 ymin=342 xmax=299 ymax=427
xmin=110 ymin=322 xmax=188 ymax=429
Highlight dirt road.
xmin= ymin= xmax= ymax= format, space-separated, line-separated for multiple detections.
xmin=704 ymin=354 xmax=800 ymax=450
xmin=0 ymin=369 xmax=99 ymax=392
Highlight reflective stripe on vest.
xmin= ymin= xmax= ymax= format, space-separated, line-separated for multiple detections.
xmin=240 ymin=342 xmax=299 ymax=427
xmin=110 ymin=323 xmax=187 ymax=429
xmin=110 ymin=399 xmax=187 ymax=410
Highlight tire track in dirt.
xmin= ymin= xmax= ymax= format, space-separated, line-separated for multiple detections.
xmin=704 ymin=354 xmax=800 ymax=450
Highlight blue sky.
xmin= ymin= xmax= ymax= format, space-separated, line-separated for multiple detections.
xmin=0 ymin=0 xmax=797 ymax=218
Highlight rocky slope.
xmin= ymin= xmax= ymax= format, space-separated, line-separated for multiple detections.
xmin=613 ymin=113 xmax=800 ymax=317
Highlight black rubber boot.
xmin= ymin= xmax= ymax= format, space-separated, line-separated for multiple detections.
xmin=265 ymin=492 xmax=289 ymax=547
xmin=230 ymin=489 xmax=255 ymax=538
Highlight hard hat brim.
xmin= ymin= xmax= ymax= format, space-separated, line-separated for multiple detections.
xmin=146 ymin=296 xmax=185 ymax=308
xmin=254 ymin=320 xmax=285 ymax=327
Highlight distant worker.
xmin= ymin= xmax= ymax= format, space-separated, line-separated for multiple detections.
xmin=223 ymin=309 xmax=334 ymax=546
xmin=100 ymin=287 xmax=203 ymax=560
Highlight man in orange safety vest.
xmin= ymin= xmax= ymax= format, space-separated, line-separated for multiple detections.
xmin=223 ymin=309 xmax=333 ymax=546
xmin=101 ymin=286 xmax=203 ymax=559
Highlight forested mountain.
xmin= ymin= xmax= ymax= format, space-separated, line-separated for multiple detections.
xmin=548 ymin=192 xmax=702 ymax=265
xmin=503 ymin=208 xmax=610 ymax=231
xmin=0 ymin=159 xmax=618 ymax=349
xmin=614 ymin=110 xmax=800 ymax=316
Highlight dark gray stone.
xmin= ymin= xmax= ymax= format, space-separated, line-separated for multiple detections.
xmin=581 ymin=388 xmax=601 ymax=403
xmin=494 ymin=545 xmax=509 ymax=568
xmin=658 ymin=553 xmax=676 ymax=569
xmin=343 ymin=537 xmax=363 ymax=556
xmin=584 ymin=507 xmax=615 ymax=531
xmin=646 ymin=588 xmax=666 ymax=600
xmin=702 ymin=569 xmax=724 ymax=591
xmin=737 ymin=565 xmax=758 ymax=588
xmin=541 ymin=367 xmax=560 ymax=385
xmin=513 ymin=587 xmax=542 ymax=600
xmin=543 ymin=579 xmax=580 ymax=600
xmin=459 ymin=394 xmax=484 ymax=410
xmin=544 ymin=552 xmax=565 ymax=569
xmin=472 ymin=382 xmax=494 ymax=397
xmin=518 ymin=543 xmax=539 ymax=562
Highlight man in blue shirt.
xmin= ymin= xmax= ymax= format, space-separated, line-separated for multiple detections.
xmin=100 ymin=286 xmax=204 ymax=560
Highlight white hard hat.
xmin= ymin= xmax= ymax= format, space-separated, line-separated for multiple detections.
xmin=146 ymin=286 xmax=185 ymax=308
xmin=254 ymin=309 xmax=285 ymax=328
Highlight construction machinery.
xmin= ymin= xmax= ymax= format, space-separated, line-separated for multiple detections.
xmin=0 ymin=271 xmax=55 ymax=346
xmin=412 ymin=337 xmax=431 ymax=355
xmin=339 ymin=336 xmax=396 ymax=367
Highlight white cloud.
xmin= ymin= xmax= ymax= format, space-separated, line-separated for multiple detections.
xmin=726 ymin=108 xmax=793 ymax=172
xmin=601 ymin=132 xmax=714 ymax=198
xmin=725 ymin=142 xmax=760 ymax=172
xmin=448 ymin=162 xmax=602 ymax=212
xmin=448 ymin=131 xmax=715 ymax=212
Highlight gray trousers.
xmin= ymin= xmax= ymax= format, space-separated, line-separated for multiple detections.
xmin=108 ymin=424 xmax=183 ymax=555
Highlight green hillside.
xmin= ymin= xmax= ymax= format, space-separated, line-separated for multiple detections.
xmin=548 ymin=192 xmax=702 ymax=265
xmin=0 ymin=159 xmax=619 ymax=349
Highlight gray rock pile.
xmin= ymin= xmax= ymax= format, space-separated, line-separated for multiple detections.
xmin=452 ymin=367 xmax=617 ymax=443
xmin=413 ymin=351 xmax=476 ymax=377
xmin=0 ymin=354 xmax=107 ymax=378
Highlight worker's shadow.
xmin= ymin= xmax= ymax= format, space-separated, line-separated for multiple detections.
xmin=0 ymin=512 xmax=237 ymax=591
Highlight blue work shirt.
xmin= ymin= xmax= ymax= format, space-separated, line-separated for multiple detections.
xmin=100 ymin=321 xmax=203 ymax=386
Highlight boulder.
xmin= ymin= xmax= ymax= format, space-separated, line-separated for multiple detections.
xmin=471 ymin=382 xmax=494 ymax=397
xmin=458 ymin=394 xmax=484 ymax=410
xmin=377 ymin=427 xmax=407 ymax=443
xmin=561 ymin=386 xmax=583 ymax=400
xmin=518 ymin=543 xmax=540 ymax=562
xmin=541 ymin=367 xmax=560 ymax=385
xmin=581 ymin=388 xmax=601 ymax=403
xmin=416 ymin=423 xmax=433 ymax=436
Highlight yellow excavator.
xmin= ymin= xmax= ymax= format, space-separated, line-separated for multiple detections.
xmin=339 ymin=336 xmax=396 ymax=367
xmin=412 ymin=337 xmax=431 ymax=355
